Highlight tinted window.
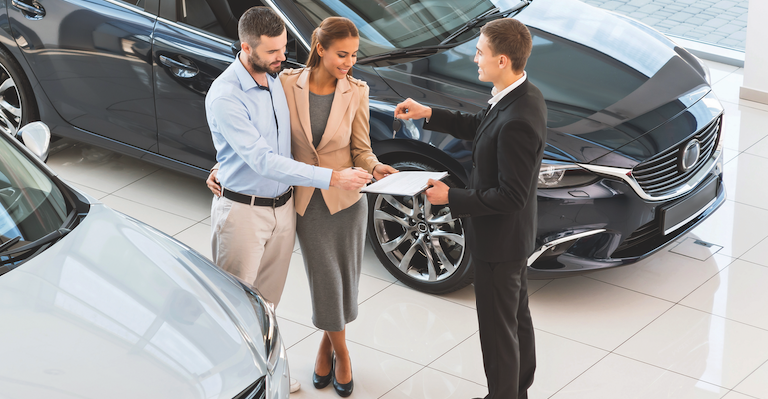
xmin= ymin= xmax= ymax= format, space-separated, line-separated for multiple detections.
xmin=179 ymin=0 xmax=228 ymax=38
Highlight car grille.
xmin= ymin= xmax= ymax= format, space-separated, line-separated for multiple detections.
xmin=631 ymin=116 xmax=721 ymax=197
xmin=233 ymin=376 xmax=266 ymax=399
xmin=612 ymin=220 xmax=661 ymax=258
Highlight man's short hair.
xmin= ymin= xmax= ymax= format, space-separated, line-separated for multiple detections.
xmin=238 ymin=6 xmax=285 ymax=47
xmin=480 ymin=19 xmax=532 ymax=73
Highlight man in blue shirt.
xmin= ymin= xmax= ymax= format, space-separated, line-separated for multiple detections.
xmin=205 ymin=9 xmax=371 ymax=392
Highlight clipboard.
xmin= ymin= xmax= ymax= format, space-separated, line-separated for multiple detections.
xmin=360 ymin=171 xmax=448 ymax=196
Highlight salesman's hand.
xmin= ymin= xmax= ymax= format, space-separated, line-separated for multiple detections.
xmin=331 ymin=167 xmax=373 ymax=191
xmin=207 ymin=169 xmax=222 ymax=197
xmin=394 ymin=98 xmax=432 ymax=121
xmin=373 ymin=164 xmax=399 ymax=181
xmin=425 ymin=178 xmax=449 ymax=205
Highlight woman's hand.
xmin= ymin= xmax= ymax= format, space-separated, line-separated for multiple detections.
xmin=207 ymin=169 xmax=222 ymax=197
xmin=373 ymin=164 xmax=398 ymax=181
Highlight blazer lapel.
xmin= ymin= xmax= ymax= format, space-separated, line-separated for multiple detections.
xmin=316 ymin=76 xmax=353 ymax=152
xmin=293 ymin=68 xmax=314 ymax=145
xmin=474 ymin=79 xmax=529 ymax=142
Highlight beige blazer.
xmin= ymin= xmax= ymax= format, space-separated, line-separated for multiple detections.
xmin=280 ymin=67 xmax=381 ymax=216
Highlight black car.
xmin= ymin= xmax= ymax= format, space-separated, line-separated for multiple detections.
xmin=0 ymin=0 xmax=725 ymax=293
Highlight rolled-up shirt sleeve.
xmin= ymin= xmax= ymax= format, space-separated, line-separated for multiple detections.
xmin=210 ymin=96 xmax=332 ymax=190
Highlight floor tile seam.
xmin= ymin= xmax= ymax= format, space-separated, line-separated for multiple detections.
xmin=723 ymin=198 xmax=768 ymax=214
xmin=360 ymin=270 xmax=399 ymax=285
xmin=283 ymin=326 xmax=319 ymax=351
xmin=108 ymin=167 xmax=162 ymax=194
xmin=737 ymin=257 xmax=768 ymax=269
xmin=277 ymin=316 xmax=316 ymax=330
xmin=384 ymin=282 xmax=478 ymax=312
xmin=608 ymin=352 xmax=734 ymax=390
xmin=606 ymin=300 xmax=676 ymax=354
xmin=67 ymin=180 xmax=112 ymax=196
xmin=530 ymin=328 xmax=613 ymax=354
xmin=422 ymin=329 xmax=480 ymax=372
xmin=356 ymin=281 xmax=397 ymax=307
xmin=340 ymin=338 xmax=430 ymax=367
xmin=107 ymin=192 xmax=203 ymax=222
xmin=675 ymin=302 xmax=768 ymax=334
xmin=581 ymin=275 xmax=679 ymax=304
xmin=375 ymin=365 xmax=427 ymax=399
xmin=171 ymin=221 xmax=209 ymax=238
xmin=728 ymin=357 xmax=768 ymax=397
xmin=526 ymin=279 xmax=554 ymax=298
xmin=723 ymin=150 xmax=743 ymax=165
xmin=423 ymin=364 xmax=488 ymax=387
xmin=741 ymin=149 xmax=768 ymax=162
xmin=545 ymin=350 xmax=612 ymax=399
xmin=720 ymin=98 xmax=768 ymax=113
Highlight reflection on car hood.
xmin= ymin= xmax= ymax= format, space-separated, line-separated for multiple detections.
xmin=0 ymin=205 xmax=265 ymax=398
xmin=377 ymin=0 xmax=710 ymax=163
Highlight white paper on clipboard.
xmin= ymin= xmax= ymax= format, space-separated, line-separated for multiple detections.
xmin=360 ymin=171 xmax=448 ymax=196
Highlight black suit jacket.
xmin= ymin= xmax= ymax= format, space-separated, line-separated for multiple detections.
xmin=424 ymin=79 xmax=547 ymax=262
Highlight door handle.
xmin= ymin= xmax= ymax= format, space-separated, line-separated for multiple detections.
xmin=159 ymin=55 xmax=199 ymax=78
xmin=12 ymin=0 xmax=45 ymax=19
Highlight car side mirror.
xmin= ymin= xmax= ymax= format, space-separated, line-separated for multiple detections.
xmin=17 ymin=122 xmax=51 ymax=161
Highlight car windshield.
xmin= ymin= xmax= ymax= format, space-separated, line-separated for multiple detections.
xmin=0 ymin=138 xmax=68 ymax=246
xmin=292 ymin=0 xmax=501 ymax=57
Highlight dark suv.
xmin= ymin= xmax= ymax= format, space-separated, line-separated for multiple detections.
xmin=0 ymin=0 xmax=724 ymax=293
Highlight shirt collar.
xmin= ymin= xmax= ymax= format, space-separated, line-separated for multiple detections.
xmin=488 ymin=71 xmax=527 ymax=108
xmin=233 ymin=52 xmax=274 ymax=92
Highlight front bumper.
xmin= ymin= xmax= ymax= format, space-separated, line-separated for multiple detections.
xmin=528 ymin=150 xmax=725 ymax=278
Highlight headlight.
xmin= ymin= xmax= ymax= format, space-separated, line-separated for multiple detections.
xmin=538 ymin=162 xmax=598 ymax=188
xmin=239 ymin=282 xmax=282 ymax=375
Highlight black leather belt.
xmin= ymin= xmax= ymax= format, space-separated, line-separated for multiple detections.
xmin=223 ymin=187 xmax=292 ymax=207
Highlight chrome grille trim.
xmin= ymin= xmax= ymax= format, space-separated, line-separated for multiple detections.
xmin=632 ymin=117 xmax=721 ymax=196
xmin=578 ymin=148 xmax=723 ymax=202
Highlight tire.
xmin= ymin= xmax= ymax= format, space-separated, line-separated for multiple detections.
xmin=0 ymin=46 xmax=38 ymax=138
xmin=366 ymin=160 xmax=474 ymax=294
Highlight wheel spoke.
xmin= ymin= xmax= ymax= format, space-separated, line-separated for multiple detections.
xmin=420 ymin=240 xmax=437 ymax=281
xmin=382 ymin=195 xmax=413 ymax=217
xmin=397 ymin=239 xmax=421 ymax=273
xmin=374 ymin=209 xmax=410 ymax=229
xmin=0 ymin=100 xmax=21 ymax=117
xmin=0 ymin=78 xmax=15 ymax=94
xmin=0 ymin=111 xmax=14 ymax=135
xmin=422 ymin=193 xmax=432 ymax=218
xmin=432 ymin=230 xmax=465 ymax=246
xmin=431 ymin=236 xmax=456 ymax=274
xmin=380 ymin=232 xmax=409 ymax=253
xmin=427 ymin=211 xmax=457 ymax=225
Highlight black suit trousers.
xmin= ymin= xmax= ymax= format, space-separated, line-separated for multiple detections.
xmin=474 ymin=257 xmax=536 ymax=399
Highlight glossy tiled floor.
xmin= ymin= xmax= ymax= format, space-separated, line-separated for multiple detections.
xmin=47 ymin=60 xmax=768 ymax=398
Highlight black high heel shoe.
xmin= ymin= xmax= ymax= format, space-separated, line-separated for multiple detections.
xmin=312 ymin=351 xmax=334 ymax=389
xmin=332 ymin=354 xmax=354 ymax=397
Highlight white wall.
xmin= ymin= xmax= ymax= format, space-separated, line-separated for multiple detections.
xmin=740 ymin=0 xmax=768 ymax=104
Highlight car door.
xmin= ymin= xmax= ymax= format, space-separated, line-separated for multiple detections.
xmin=152 ymin=0 xmax=308 ymax=169
xmin=8 ymin=0 xmax=159 ymax=151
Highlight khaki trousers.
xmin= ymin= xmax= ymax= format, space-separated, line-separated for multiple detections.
xmin=211 ymin=195 xmax=296 ymax=307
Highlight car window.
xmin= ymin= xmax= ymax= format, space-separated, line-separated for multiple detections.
xmin=0 ymin=139 xmax=68 ymax=244
xmin=292 ymin=0 xmax=496 ymax=57
xmin=179 ymin=0 xmax=229 ymax=38
xmin=117 ymin=0 xmax=146 ymax=7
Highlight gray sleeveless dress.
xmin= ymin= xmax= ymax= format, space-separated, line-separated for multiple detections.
xmin=295 ymin=91 xmax=368 ymax=331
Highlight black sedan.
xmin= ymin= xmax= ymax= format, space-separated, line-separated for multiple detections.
xmin=0 ymin=0 xmax=725 ymax=293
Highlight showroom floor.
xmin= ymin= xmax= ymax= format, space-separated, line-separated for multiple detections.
xmin=46 ymin=60 xmax=768 ymax=399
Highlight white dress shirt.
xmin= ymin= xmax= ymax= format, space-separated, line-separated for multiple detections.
xmin=488 ymin=71 xmax=527 ymax=110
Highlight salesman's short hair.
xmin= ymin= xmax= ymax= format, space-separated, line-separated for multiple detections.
xmin=238 ymin=6 xmax=285 ymax=47
xmin=480 ymin=19 xmax=532 ymax=73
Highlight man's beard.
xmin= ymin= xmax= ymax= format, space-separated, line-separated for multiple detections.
xmin=248 ymin=52 xmax=281 ymax=74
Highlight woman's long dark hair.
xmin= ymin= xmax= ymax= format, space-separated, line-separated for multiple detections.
xmin=306 ymin=17 xmax=358 ymax=76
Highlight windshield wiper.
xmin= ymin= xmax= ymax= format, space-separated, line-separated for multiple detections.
xmin=0 ymin=228 xmax=71 ymax=263
xmin=358 ymin=44 xmax=457 ymax=65
xmin=439 ymin=1 xmax=530 ymax=45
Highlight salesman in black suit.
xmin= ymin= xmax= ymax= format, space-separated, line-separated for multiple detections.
xmin=394 ymin=18 xmax=546 ymax=399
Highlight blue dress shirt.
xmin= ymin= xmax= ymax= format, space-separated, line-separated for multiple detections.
xmin=205 ymin=57 xmax=332 ymax=197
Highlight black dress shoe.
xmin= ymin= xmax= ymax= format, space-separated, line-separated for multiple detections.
xmin=312 ymin=352 xmax=334 ymax=389
xmin=332 ymin=354 xmax=354 ymax=397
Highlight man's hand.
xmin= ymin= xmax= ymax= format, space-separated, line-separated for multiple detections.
xmin=331 ymin=167 xmax=373 ymax=191
xmin=394 ymin=98 xmax=432 ymax=121
xmin=425 ymin=178 xmax=449 ymax=205
xmin=207 ymin=169 xmax=222 ymax=197
xmin=373 ymin=164 xmax=398 ymax=181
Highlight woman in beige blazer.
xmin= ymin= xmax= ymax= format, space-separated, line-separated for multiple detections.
xmin=281 ymin=17 xmax=396 ymax=397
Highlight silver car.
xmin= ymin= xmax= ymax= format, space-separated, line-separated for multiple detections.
xmin=0 ymin=123 xmax=289 ymax=398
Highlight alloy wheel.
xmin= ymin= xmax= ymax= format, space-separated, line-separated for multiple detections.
xmin=0 ymin=63 xmax=22 ymax=137
xmin=372 ymin=191 xmax=466 ymax=283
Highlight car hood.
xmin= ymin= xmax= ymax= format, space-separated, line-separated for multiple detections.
xmin=375 ymin=0 xmax=711 ymax=163
xmin=0 ymin=205 xmax=266 ymax=398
